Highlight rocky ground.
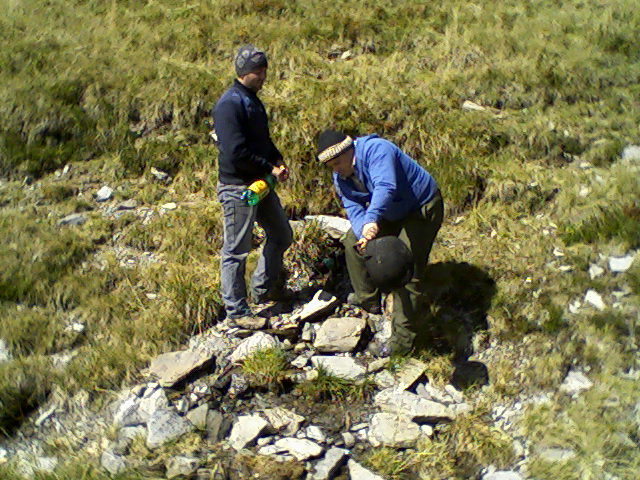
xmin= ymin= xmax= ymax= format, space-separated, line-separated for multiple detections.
xmin=0 ymin=207 xmax=612 ymax=480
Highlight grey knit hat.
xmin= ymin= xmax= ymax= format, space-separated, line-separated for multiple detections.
xmin=235 ymin=45 xmax=268 ymax=77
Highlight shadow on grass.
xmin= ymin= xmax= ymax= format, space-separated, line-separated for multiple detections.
xmin=416 ymin=261 xmax=496 ymax=387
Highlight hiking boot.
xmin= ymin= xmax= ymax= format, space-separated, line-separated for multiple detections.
xmin=346 ymin=292 xmax=382 ymax=314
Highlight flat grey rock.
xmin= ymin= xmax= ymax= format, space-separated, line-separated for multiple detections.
xmin=314 ymin=317 xmax=367 ymax=353
xmin=310 ymin=447 xmax=348 ymax=480
xmin=392 ymin=358 xmax=428 ymax=390
xmin=369 ymin=412 xmax=420 ymax=448
xmin=538 ymin=447 xmax=577 ymax=462
xmin=148 ymin=348 xmax=215 ymax=387
xmin=58 ymin=213 xmax=87 ymax=226
xmin=166 ymin=455 xmax=199 ymax=479
xmin=263 ymin=406 xmax=305 ymax=436
xmin=273 ymin=437 xmax=323 ymax=461
xmin=347 ymin=459 xmax=385 ymax=480
xmin=483 ymin=472 xmax=524 ymax=480
xmin=146 ymin=409 xmax=194 ymax=449
xmin=0 ymin=339 xmax=11 ymax=363
xmin=101 ymin=450 xmax=126 ymax=475
xmin=559 ymin=370 xmax=593 ymax=396
xmin=609 ymin=254 xmax=634 ymax=273
xmin=311 ymin=356 xmax=366 ymax=380
xmin=205 ymin=410 xmax=225 ymax=441
xmin=95 ymin=185 xmax=113 ymax=202
xmin=292 ymin=290 xmax=340 ymax=322
xmin=228 ymin=414 xmax=268 ymax=450
xmin=304 ymin=215 xmax=351 ymax=239
xmin=375 ymin=388 xmax=454 ymax=422
xmin=186 ymin=403 xmax=209 ymax=430
xmin=229 ymin=332 xmax=280 ymax=363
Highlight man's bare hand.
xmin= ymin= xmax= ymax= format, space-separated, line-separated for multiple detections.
xmin=271 ymin=164 xmax=289 ymax=182
xmin=355 ymin=237 xmax=368 ymax=253
xmin=362 ymin=222 xmax=379 ymax=240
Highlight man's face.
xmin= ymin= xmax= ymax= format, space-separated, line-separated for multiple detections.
xmin=326 ymin=150 xmax=355 ymax=178
xmin=240 ymin=66 xmax=267 ymax=92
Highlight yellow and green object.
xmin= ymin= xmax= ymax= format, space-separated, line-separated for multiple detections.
xmin=241 ymin=174 xmax=277 ymax=206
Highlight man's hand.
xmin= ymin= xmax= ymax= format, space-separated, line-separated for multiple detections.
xmin=362 ymin=222 xmax=379 ymax=240
xmin=355 ymin=222 xmax=379 ymax=253
xmin=271 ymin=163 xmax=289 ymax=182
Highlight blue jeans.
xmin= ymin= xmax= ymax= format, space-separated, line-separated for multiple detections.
xmin=217 ymin=183 xmax=293 ymax=318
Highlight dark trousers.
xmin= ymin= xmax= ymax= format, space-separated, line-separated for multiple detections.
xmin=343 ymin=191 xmax=444 ymax=354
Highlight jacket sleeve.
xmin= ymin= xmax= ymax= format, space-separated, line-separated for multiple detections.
xmin=362 ymin=140 xmax=398 ymax=226
xmin=335 ymin=175 xmax=367 ymax=239
xmin=214 ymin=98 xmax=273 ymax=175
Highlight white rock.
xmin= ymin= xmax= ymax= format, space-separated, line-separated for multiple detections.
xmin=347 ymin=459 xmax=385 ymax=480
xmin=150 ymin=167 xmax=169 ymax=180
xmin=420 ymin=424 xmax=434 ymax=437
xmin=148 ymin=348 xmax=215 ymax=387
xmin=621 ymin=145 xmax=640 ymax=163
xmin=375 ymin=388 xmax=454 ymax=422
xmin=374 ymin=370 xmax=396 ymax=389
xmin=138 ymin=388 xmax=169 ymax=422
xmin=95 ymin=185 xmax=113 ymax=202
xmin=444 ymin=384 xmax=464 ymax=404
xmin=538 ymin=447 xmax=576 ymax=462
xmin=559 ymin=370 xmax=593 ymax=396
xmin=584 ymin=289 xmax=606 ymax=310
xmin=462 ymin=100 xmax=487 ymax=111
xmin=113 ymin=395 xmax=143 ymax=427
xmin=589 ymin=264 xmax=605 ymax=279
xmin=166 ymin=456 xmax=199 ymax=479
xmin=291 ymin=290 xmax=340 ymax=322
xmin=146 ymin=409 xmax=194 ymax=449
xmin=186 ymin=404 xmax=209 ymax=429
xmin=0 ymin=339 xmax=12 ymax=363
xmin=228 ymin=414 xmax=268 ymax=450
xmin=273 ymin=437 xmax=323 ymax=460
xmin=341 ymin=432 xmax=355 ymax=448
xmin=609 ymin=255 xmax=634 ymax=273
xmin=58 ymin=213 xmax=87 ymax=226
xmin=311 ymin=356 xmax=366 ymax=380
xmin=306 ymin=425 xmax=326 ymax=443
xmin=304 ymin=215 xmax=351 ymax=239
xmin=101 ymin=450 xmax=126 ymax=475
xmin=161 ymin=202 xmax=177 ymax=210
xmin=368 ymin=413 xmax=420 ymax=448
xmin=229 ymin=332 xmax=280 ymax=363
xmin=310 ymin=447 xmax=348 ymax=480
xmin=263 ymin=407 xmax=305 ymax=436
xmin=313 ymin=317 xmax=367 ymax=353
xmin=393 ymin=358 xmax=428 ymax=390
xmin=483 ymin=472 xmax=524 ymax=480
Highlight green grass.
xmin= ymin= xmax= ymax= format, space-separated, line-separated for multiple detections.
xmin=295 ymin=366 xmax=375 ymax=402
xmin=0 ymin=0 xmax=639 ymax=477
xmin=241 ymin=347 xmax=289 ymax=389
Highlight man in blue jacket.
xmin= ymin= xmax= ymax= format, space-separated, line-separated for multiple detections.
xmin=213 ymin=45 xmax=292 ymax=322
xmin=317 ymin=129 xmax=444 ymax=355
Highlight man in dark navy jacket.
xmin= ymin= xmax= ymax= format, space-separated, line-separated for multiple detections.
xmin=213 ymin=45 xmax=292 ymax=322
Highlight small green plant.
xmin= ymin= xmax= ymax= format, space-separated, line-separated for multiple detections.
xmin=296 ymin=366 xmax=374 ymax=402
xmin=242 ymin=347 xmax=289 ymax=390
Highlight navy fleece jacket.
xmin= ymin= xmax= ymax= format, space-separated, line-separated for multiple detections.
xmin=213 ymin=80 xmax=282 ymax=185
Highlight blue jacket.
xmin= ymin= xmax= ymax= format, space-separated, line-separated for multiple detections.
xmin=334 ymin=135 xmax=438 ymax=238
xmin=213 ymin=80 xmax=282 ymax=185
